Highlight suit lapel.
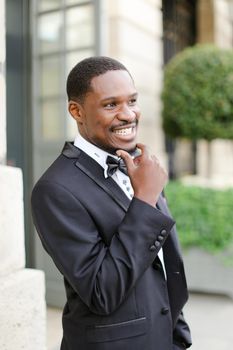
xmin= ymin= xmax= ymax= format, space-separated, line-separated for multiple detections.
xmin=62 ymin=142 xmax=130 ymax=212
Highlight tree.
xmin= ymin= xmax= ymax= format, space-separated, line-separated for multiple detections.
xmin=162 ymin=44 xmax=233 ymax=176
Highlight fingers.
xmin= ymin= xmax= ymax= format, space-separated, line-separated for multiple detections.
xmin=116 ymin=149 xmax=135 ymax=171
xmin=136 ymin=143 xmax=149 ymax=159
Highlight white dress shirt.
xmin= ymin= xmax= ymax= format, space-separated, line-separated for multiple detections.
xmin=74 ymin=134 xmax=166 ymax=278
xmin=74 ymin=135 xmax=134 ymax=199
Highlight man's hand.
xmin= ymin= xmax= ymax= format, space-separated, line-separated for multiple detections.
xmin=116 ymin=143 xmax=168 ymax=207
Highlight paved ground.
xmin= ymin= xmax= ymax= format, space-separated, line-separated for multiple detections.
xmin=47 ymin=293 xmax=233 ymax=350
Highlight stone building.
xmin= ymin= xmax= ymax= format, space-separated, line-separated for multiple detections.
xmin=196 ymin=0 xmax=233 ymax=183
xmin=1 ymin=0 xmax=233 ymax=348
xmin=0 ymin=1 xmax=46 ymax=349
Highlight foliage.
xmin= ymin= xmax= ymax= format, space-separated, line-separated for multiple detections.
xmin=162 ymin=44 xmax=233 ymax=141
xmin=165 ymin=181 xmax=233 ymax=253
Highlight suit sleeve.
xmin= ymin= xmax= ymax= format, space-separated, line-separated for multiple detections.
xmin=31 ymin=180 xmax=175 ymax=315
xmin=173 ymin=312 xmax=192 ymax=348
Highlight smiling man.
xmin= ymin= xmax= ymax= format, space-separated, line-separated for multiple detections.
xmin=31 ymin=57 xmax=192 ymax=350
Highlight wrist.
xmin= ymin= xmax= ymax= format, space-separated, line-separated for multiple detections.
xmin=134 ymin=193 xmax=159 ymax=207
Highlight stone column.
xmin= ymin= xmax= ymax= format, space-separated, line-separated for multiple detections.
xmin=196 ymin=0 xmax=233 ymax=183
xmin=0 ymin=0 xmax=6 ymax=165
xmin=0 ymin=1 xmax=46 ymax=349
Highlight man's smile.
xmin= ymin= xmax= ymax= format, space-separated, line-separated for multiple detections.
xmin=114 ymin=127 xmax=134 ymax=136
xmin=111 ymin=121 xmax=137 ymax=135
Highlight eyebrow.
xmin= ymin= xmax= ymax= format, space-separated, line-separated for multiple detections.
xmin=100 ymin=92 xmax=138 ymax=103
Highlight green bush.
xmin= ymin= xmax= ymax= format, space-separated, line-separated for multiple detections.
xmin=162 ymin=44 xmax=233 ymax=141
xmin=165 ymin=181 xmax=233 ymax=253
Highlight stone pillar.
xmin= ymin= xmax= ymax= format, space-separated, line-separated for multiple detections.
xmin=0 ymin=0 xmax=6 ymax=165
xmin=197 ymin=0 xmax=215 ymax=44
xmin=214 ymin=0 xmax=233 ymax=49
xmin=196 ymin=0 xmax=233 ymax=183
xmin=0 ymin=1 xmax=46 ymax=349
xmin=103 ymin=0 xmax=167 ymax=165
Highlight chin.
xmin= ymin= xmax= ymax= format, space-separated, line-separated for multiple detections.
xmin=115 ymin=142 xmax=137 ymax=153
xmin=100 ymin=140 xmax=137 ymax=154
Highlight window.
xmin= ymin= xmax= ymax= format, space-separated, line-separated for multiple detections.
xmin=32 ymin=0 xmax=98 ymax=153
xmin=32 ymin=0 xmax=100 ymax=306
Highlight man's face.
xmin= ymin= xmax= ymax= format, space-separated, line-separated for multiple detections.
xmin=74 ymin=70 xmax=141 ymax=153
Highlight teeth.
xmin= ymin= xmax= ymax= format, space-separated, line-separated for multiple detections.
xmin=114 ymin=127 xmax=133 ymax=135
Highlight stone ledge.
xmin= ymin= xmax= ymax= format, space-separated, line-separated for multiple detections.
xmin=183 ymin=248 xmax=233 ymax=299
xmin=0 ymin=268 xmax=46 ymax=350
xmin=0 ymin=165 xmax=25 ymax=276
xmin=181 ymin=175 xmax=233 ymax=190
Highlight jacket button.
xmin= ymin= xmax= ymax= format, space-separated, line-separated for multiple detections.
xmin=161 ymin=307 xmax=169 ymax=315
xmin=157 ymin=235 xmax=164 ymax=241
xmin=160 ymin=229 xmax=167 ymax=236
xmin=149 ymin=245 xmax=156 ymax=252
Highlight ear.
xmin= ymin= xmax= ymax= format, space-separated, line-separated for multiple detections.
xmin=68 ymin=100 xmax=84 ymax=124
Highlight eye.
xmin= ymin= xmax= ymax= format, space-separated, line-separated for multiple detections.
xmin=104 ymin=102 xmax=117 ymax=109
xmin=128 ymin=98 xmax=137 ymax=106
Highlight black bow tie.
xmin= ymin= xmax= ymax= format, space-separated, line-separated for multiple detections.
xmin=106 ymin=156 xmax=128 ymax=176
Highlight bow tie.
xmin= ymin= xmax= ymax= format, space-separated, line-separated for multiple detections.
xmin=106 ymin=156 xmax=128 ymax=176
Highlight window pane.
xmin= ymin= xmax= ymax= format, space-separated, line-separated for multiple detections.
xmin=41 ymin=100 xmax=64 ymax=141
xmin=39 ymin=56 xmax=61 ymax=97
xmin=66 ymin=0 xmax=89 ymax=4
xmin=66 ymin=5 xmax=94 ymax=49
xmin=38 ymin=0 xmax=61 ymax=12
xmin=66 ymin=113 xmax=77 ymax=140
xmin=66 ymin=49 xmax=94 ymax=75
xmin=38 ymin=12 xmax=62 ymax=53
xmin=65 ymin=49 xmax=94 ymax=138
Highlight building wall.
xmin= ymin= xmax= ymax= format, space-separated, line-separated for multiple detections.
xmin=197 ymin=0 xmax=215 ymax=44
xmin=0 ymin=1 xmax=46 ymax=348
xmin=198 ymin=0 xmax=233 ymax=49
xmin=196 ymin=0 xmax=233 ymax=182
xmin=0 ymin=0 xmax=6 ymax=165
xmin=103 ymin=0 xmax=166 ymax=164
xmin=214 ymin=0 xmax=233 ymax=48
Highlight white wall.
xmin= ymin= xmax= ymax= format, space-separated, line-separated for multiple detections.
xmin=196 ymin=0 xmax=233 ymax=182
xmin=0 ymin=0 xmax=6 ymax=165
xmin=0 ymin=1 xmax=46 ymax=348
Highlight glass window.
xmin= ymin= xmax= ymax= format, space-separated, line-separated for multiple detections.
xmin=66 ymin=49 xmax=93 ymax=74
xmin=65 ymin=0 xmax=89 ymax=5
xmin=33 ymin=1 xmax=96 ymax=144
xmin=66 ymin=5 xmax=94 ymax=49
xmin=37 ymin=0 xmax=61 ymax=12
xmin=40 ymin=56 xmax=62 ymax=97
xmin=41 ymin=100 xmax=63 ymax=141
xmin=32 ymin=0 xmax=98 ymax=306
xmin=66 ymin=112 xmax=78 ymax=140
xmin=38 ymin=11 xmax=62 ymax=54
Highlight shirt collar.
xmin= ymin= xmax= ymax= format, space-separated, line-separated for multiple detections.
xmin=74 ymin=134 xmax=118 ymax=178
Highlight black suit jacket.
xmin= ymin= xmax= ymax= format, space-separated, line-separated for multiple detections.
xmin=31 ymin=142 xmax=192 ymax=350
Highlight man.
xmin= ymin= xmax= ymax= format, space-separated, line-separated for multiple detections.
xmin=31 ymin=56 xmax=192 ymax=350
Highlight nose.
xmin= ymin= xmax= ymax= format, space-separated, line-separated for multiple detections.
xmin=116 ymin=105 xmax=137 ymax=122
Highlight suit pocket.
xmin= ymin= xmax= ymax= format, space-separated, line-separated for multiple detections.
xmin=86 ymin=317 xmax=147 ymax=343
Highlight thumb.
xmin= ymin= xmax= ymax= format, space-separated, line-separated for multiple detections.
xmin=116 ymin=149 xmax=135 ymax=172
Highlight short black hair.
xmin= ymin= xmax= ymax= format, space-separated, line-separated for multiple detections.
xmin=66 ymin=56 xmax=131 ymax=103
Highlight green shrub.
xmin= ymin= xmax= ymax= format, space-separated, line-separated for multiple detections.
xmin=165 ymin=181 xmax=233 ymax=253
xmin=162 ymin=44 xmax=233 ymax=141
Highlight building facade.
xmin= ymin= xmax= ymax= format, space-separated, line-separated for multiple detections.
xmin=0 ymin=1 xmax=46 ymax=348
xmin=5 ymin=0 xmax=166 ymax=307
xmin=1 ymin=0 xmax=233 ymax=314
